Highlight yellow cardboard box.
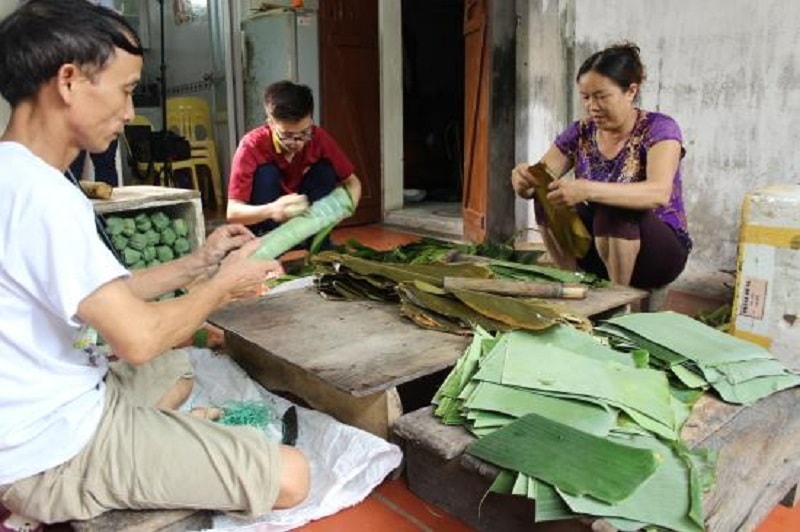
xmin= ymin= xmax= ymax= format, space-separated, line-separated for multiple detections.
xmin=731 ymin=184 xmax=800 ymax=370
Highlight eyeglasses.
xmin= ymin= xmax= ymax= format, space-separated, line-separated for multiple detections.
xmin=268 ymin=121 xmax=314 ymax=143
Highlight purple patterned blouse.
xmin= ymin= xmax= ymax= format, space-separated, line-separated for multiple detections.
xmin=554 ymin=110 xmax=692 ymax=250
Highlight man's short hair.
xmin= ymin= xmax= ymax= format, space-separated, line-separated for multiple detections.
xmin=0 ymin=0 xmax=143 ymax=106
xmin=263 ymin=80 xmax=314 ymax=122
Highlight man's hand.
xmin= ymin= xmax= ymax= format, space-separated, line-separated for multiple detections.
xmin=194 ymin=224 xmax=256 ymax=275
xmin=270 ymin=194 xmax=309 ymax=222
xmin=343 ymin=174 xmax=362 ymax=209
xmin=213 ymin=239 xmax=284 ymax=300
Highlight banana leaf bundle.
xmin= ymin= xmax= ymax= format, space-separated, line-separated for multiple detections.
xmin=312 ymin=252 xmax=585 ymax=334
xmin=433 ymin=325 xmax=716 ymax=530
xmin=599 ymin=311 xmax=800 ymax=405
xmin=528 ymin=162 xmax=592 ymax=259
xmin=479 ymin=424 xmax=715 ymax=531
xmin=337 ymin=237 xmax=608 ymax=287
xmin=252 ymin=186 xmax=354 ymax=261
xmin=432 ymin=326 xmax=688 ymax=439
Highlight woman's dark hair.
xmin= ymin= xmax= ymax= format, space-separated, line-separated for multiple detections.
xmin=263 ymin=80 xmax=314 ymax=121
xmin=0 ymin=0 xmax=143 ymax=106
xmin=576 ymin=42 xmax=646 ymax=91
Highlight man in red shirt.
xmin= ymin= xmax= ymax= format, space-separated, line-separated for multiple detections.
xmin=226 ymin=80 xmax=362 ymax=240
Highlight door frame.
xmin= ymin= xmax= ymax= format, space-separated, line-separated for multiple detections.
xmin=378 ymin=0 xmax=516 ymax=242
xmin=483 ymin=0 xmax=516 ymax=242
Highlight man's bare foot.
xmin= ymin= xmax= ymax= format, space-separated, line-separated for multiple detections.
xmin=189 ymin=406 xmax=223 ymax=421
xmin=155 ymin=377 xmax=194 ymax=411
xmin=2 ymin=513 xmax=42 ymax=532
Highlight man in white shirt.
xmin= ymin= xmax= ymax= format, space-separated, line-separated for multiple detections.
xmin=0 ymin=0 xmax=309 ymax=526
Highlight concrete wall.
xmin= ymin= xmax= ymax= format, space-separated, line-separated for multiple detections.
xmin=379 ymin=0 xmax=403 ymax=212
xmin=146 ymin=1 xmax=213 ymax=88
xmin=517 ymin=0 xmax=800 ymax=276
xmin=514 ymin=0 xmax=574 ymax=243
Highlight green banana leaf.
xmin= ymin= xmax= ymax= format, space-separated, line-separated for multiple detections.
xmin=489 ymin=259 xmax=607 ymax=287
xmin=253 ymin=186 xmax=353 ymax=260
xmin=467 ymin=413 xmax=659 ymax=504
xmin=606 ymin=312 xmax=800 ymax=404
xmin=494 ymin=342 xmax=677 ymax=436
xmin=555 ymin=429 xmax=710 ymax=532
xmin=607 ymin=311 xmax=773 ymax=366
xmin=463 ymin=381 xmax=617 ymax=437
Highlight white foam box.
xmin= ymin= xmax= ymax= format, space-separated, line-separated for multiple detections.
xmin=92 ymin=185 xmax=205 ymax=251
xmin=731 ymin=183 xmax=800 ymax=370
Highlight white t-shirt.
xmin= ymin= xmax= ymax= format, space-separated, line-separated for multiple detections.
xmin=0 ymin=142 xmax=129 ymax=485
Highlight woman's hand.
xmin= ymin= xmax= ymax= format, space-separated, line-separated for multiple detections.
xmin=546 ymin=178 xmax=590 ymax=208
xmin=511 ymin=163 xmax=538 ymax=199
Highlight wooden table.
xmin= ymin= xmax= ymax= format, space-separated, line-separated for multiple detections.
xmin=393 ymin=390 xmax=800 ymax=531
xmin=208 ymin=284 xmax=648 ymax=438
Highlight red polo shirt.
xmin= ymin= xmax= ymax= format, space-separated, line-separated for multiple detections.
xmin=227 ymin=125 xmax=355 ymax=202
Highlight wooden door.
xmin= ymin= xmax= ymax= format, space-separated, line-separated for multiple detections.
xmin=319 ymin=0 xmax=381 ymax=226
xmin=462 ymin=0 xmax=489 ymax=242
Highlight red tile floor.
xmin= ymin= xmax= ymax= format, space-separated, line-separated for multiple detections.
xmin=9 ymin=223 xmax=799 ymax=531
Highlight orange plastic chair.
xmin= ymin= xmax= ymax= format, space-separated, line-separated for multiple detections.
xmin=166 ymin=97 xmax=223 ymax=208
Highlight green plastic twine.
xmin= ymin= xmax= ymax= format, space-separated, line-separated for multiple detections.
xmin=217 ymin=401 xmax=275 ymax=429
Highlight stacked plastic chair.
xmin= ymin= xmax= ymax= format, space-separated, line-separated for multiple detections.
xmin=166 ymin=96 xmax=224 ymax=209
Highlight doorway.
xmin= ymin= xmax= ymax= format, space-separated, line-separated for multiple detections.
xmin=385 ymin=0 xmax=465 ymax=238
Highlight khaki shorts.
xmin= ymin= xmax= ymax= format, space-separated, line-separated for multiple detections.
xmin=0 ymin=350 xmax=281 ymax=523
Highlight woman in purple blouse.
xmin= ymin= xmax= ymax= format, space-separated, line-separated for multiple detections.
xmin=511 ymin=43 xmax=691 ymax=289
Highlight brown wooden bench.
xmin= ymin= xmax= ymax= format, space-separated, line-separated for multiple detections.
xmin=393 ymin=388 xmax=800 ymax=531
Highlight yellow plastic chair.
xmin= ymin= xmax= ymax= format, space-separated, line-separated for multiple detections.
xmin=166 ymin=97 xmax=223 ymax=208
xmin=123 ymin=114 xmax=200 ymax=191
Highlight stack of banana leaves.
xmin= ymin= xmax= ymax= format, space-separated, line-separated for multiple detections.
xmin=310 ymin=244 xmax=606 ymax=334
xmin=432 ymin=325 xmax=716 ymax=531
xmin=596 ymin=311 xmax=800 ymax=405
